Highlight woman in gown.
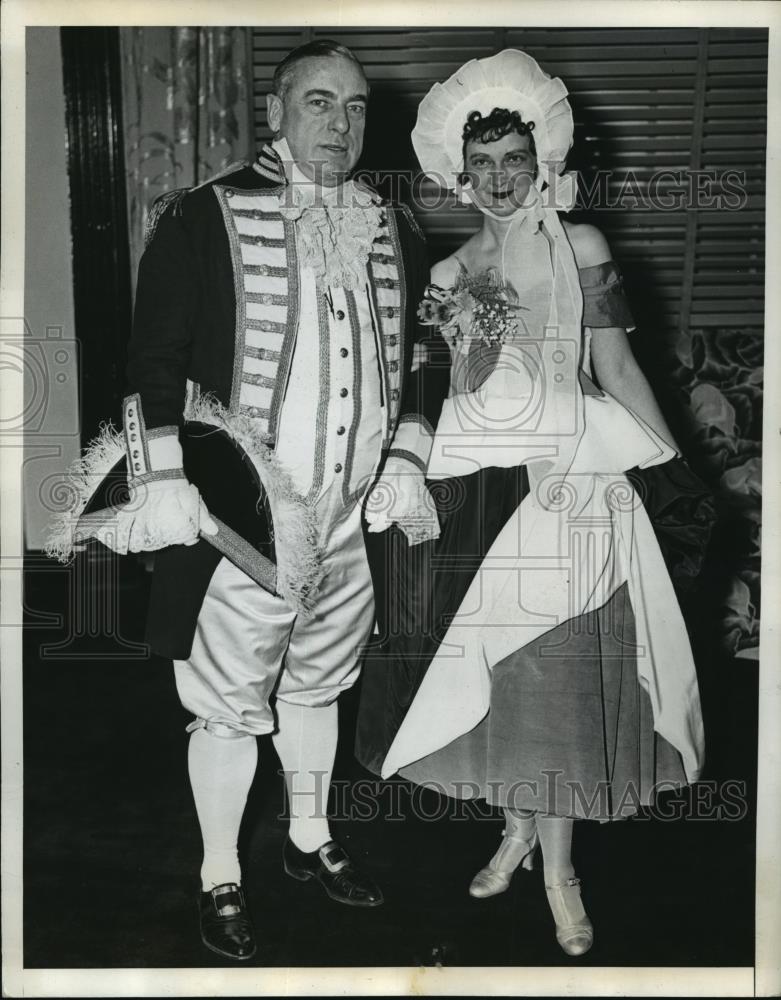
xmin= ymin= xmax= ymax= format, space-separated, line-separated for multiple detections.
xmin=356 ymin=50 xmax=706 ymax=957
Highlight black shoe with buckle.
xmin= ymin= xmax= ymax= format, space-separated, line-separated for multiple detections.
xmin=282 ymin=837 xmax=384 ymax=907
xmin=199 ymin=883 xmax=257 ymax=960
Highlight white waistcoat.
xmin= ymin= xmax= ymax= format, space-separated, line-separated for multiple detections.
xmin=272 ymin=267 xmax=384 ymax=506
xmin=239 ymin=148 xmax=385 ymax=508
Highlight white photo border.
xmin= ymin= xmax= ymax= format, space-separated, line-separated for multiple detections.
xmin=2 ymin=1 xmax=779 ymax=996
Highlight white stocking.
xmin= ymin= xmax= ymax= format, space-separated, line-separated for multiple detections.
xmin=504 ymin=806 xmax=536 ymax=841
xmin=272 ymin=700 xmax=338 ymax=853
xmin=535 ymin=813 xmax=576 ymax=886
xmin=188 ymin=726 xmax=258 ymax=890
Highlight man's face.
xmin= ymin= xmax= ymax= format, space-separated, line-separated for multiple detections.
xmin=267 ymin=55 xmax=368 ymax=187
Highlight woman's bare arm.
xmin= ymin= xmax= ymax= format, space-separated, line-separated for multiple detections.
xmin=590 ymin=326 xmax=680 ymax=452
xmin=565 ymin=222 xmax=681 ymax=452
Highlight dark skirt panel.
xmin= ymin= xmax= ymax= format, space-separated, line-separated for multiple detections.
xmin=356 ymin=465 xmax=528 ymax=774
xmin=355 ymin=463 xmax=691 ymax=819
xmin=398 ymin=582 xmax=687 ymax=819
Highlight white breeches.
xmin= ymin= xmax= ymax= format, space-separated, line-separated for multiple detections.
xmin=173 ymin=490 xmax=374 ymax=736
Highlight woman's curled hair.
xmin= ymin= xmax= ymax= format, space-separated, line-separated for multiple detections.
xmin=462 ymin=107 xmax=536 ymax=154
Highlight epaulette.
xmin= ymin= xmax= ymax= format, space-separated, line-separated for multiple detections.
xmin=193 ymin=158 xmax=252 ymax=190
xmin=143 ymin=160 xmax=252 ymax=247
xmin=399 ymin=202 xmax=426 ymax=243
xmin=144 ymin=188 xmax=189 ymax=247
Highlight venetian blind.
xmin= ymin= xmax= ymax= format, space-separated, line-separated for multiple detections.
xmin=251 ymin=27 xmax=766 ymax=335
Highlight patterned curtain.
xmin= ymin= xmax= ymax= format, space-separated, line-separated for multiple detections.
xmin=120 ymin=27 xmax=253 ymax=290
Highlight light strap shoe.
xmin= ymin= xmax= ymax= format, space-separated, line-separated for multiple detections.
xmin=544 ymin=876 xmax=594 ymax=956
xmin=469 ymin=827 xmax=539 ymax=898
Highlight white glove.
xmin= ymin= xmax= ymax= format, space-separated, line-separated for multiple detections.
xmin=94 ymin=478 xmax=218 ymax=555
xmin=365 ymin=456 xmax=440 ymax=544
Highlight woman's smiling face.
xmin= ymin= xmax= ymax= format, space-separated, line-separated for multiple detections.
xmin=463 ymin=131 xmax=538 ymax=216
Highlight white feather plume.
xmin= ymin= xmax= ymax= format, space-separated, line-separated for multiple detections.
xmin=44 ymin=423 xmax=126 ymax=562
xmin=184 ymin=394 xmax=324 ymax=614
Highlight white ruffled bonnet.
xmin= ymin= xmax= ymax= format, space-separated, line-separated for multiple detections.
xmin=411 ymin=49 xmax=575 ymax=206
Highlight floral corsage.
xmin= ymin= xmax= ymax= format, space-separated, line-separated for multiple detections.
xmin=417 ymin=267 xmax=523 ymax=352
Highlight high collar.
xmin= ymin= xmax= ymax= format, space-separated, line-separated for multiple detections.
xmin=254 ymin=142 xmax=286 ymax=185
xmin=254 ymin=138 xmax=381 ymax=207
xmin=255 ymin=138 xmax=348 ymax=199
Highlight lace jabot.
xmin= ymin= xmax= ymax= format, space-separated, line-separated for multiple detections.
xmin=272 ymin=138 xmax=384 ymax=289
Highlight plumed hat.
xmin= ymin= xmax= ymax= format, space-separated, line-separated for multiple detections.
xmin=46 ymin=408 xmax=323 ymax=618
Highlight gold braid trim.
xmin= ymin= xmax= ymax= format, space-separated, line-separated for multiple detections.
xmin=399 ymin=203 xmax=426 ymax=243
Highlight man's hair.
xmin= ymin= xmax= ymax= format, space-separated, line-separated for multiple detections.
xmin=271 ymin=39 xmax=367 ymax=99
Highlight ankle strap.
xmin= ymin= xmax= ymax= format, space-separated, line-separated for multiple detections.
xmin=545 ymin=875 xmax=581 ymax=890
xmin=502 ymin=828 xmax=538 ymax=846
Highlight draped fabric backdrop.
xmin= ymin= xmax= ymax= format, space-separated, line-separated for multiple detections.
xmin=669 ymin=328 xmax=762 ymax=659
xmin=120 ymin=27 xmax=253 ymax=290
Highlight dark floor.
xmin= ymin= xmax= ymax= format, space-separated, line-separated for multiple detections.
xmin=22 ymin=551 xmax=757 ymax=968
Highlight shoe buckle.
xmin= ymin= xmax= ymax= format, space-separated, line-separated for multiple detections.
xmin=212 ymin=883 xmax=242 ymax=916
xmin=320 ymin=843 xmax=349 ymax=873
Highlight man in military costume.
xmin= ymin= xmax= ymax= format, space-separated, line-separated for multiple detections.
xmin=100 ymin=40 xmax=443 ymax=959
